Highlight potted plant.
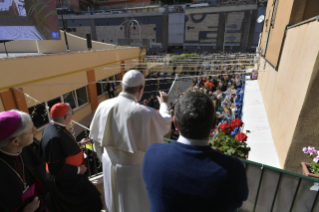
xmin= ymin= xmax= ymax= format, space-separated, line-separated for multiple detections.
xmin=301 ymin=147 xmax=319 ymax=179
xmin=210 ymin=119 xmax=251 ymax=159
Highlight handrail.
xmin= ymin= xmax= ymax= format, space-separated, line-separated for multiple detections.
xmin=287 ymin=15 xmax=319 ymax=30
xmin=164 ymin=137 xmax=319 ymax=183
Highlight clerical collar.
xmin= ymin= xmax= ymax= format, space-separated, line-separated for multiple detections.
xmin=51 ymin=120 xmax=66 ymax=127
xmin=119 ymin=92 xmax=138 ymax=102
xmin=177 ymin=135 xmax=209 ymax=146
xmin=0 ymin=148 xmax=21 ymax=156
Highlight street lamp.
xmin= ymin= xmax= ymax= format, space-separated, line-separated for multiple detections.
xmin=57 ymin=0 xmax=70 ymax=52
xmin=116 ymin=19 xmax=142 ymax=47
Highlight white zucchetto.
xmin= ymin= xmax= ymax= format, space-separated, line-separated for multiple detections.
xmin=122 ymin=70 xmax=145 ymax=87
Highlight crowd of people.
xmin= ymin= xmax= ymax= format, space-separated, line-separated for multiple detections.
xmin=166 ymin=72 xmax=244 ymax=140
xmin=0 ymin=70 xmax=248 ymax=212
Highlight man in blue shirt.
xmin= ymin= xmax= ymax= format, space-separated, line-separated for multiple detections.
xmin=143 ymin=92 xmax=248 ymax=212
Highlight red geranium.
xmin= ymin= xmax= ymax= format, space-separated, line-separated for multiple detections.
xmin=220 ymin=123 xmax=234 ymax=134
xmin=235 ymin=133 xmax=247 ymax=142
xmin=231 ymin=119 xmax=243 ymax=128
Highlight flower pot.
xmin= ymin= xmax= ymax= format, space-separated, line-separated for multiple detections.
xmin=212 ymin=147 xmax=248 ymax=159
xmin=301 ymin=162 xmax=319 ymax=179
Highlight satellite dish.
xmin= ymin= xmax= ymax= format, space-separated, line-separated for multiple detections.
xmin=257 ymin=15 xmax=265 ymax=23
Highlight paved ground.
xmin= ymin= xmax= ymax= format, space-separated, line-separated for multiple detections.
xmin=242 ymin=77 xmax=281 ymax=168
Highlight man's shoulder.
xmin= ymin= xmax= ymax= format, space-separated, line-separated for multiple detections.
xmin=145 ymin=143 xmax=170 ymax=156
xmin=212 ymin=150 xmax=244 ymax=170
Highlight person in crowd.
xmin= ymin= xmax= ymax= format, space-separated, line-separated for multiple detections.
xmin=0 ymin=111 xmax=48 ymax=212
xmin=216 ymin=93 xmax=223 ymax=111
xmin=89 ymin=70 xmax=172 ymax=212
xmin=148 ymin=95 xmax=156 ymax=108
xmin=143 ymin=99 xmax=149 ymax=106
xmin=223 ymin=88 xmax=233 ymax=99
xmin=107 ymin=79 xmax=116 ymax=98
xmin=192 ymin=77 xmax=198 ymax=86
xmin=235 ymin=74 xmax=242 ymax=89
xmin=208 ymin=91 xmax=216 ymax=101
xmin=40 ymin=103 xmax=103 ymax=212
xmin=169 ymin=102 xmax=174 ymax=110
xmin=143 ymin=92 xmax=248 ymax=212
xmin=216 ymin=81 xmax=223 ymax=91
xmin=251 ymin=71 xmax=258 ymax=80
xmin=222 ymin=97 xmax=232 ymax=109
xmin=198 ymin=77 xmax=204 ymax=87
xmin=230 ymin=92 xmax=237 ymax=104
xmin=218 ymin=109 xmax=233 ymax=123
xmin=230 ymin=103 xmax=238 ymax=119
xmin=172 ymin=63 xmax=177 ymax=75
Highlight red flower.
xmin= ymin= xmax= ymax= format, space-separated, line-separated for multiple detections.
xmin=220 ymin=123 xmax=234 ymax=133
xmin=235 ymin=133 xmax=247 ymax=142
xmin=231 ymin=119 xmax=243 ymax=128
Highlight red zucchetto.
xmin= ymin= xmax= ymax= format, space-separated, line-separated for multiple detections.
xmin=50 ymin=103 xmax=69 ymax=118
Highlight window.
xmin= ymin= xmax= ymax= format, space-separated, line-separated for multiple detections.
xmin=96 ymin=75 xmax=121 ymax=97
xmin=96 ymin=82 xmax=103 ymax=96
xmin=115 ymin=74 xmax=121 ymax=87
xmin=120 ymin=27 xmax=122 ymax=30
xmin=271 ymin=0 xmax=279 ymax=28
xmin=102 ymin=39 xmax=104 ymax=42
xmin=76 ymin=87 xmax=88 ymax=107
xmin=28 ymin=88 xmax=89 ymax=130
xmin=28 ymin=102 xmax=49 ymax=129
xmin=47 ymin=97 xmax=62 ymax=112
xmin=63 ymin=91 xmax=77 ymax=109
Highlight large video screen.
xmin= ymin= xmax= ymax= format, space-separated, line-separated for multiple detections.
xmin=0 ymin=0 xmax=60 ymax=40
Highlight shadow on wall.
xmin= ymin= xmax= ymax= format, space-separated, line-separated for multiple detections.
xmin=0 ymin=30 xmax=132 ymax=54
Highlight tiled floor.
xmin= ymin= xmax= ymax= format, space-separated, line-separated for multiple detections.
xmin=242 ymin=77 xmax=281 ymax=168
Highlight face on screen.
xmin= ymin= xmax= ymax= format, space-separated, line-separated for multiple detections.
xmin=0 ymin=0 xmax=60 ymax=40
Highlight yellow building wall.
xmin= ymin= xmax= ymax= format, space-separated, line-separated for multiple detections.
xmin=263 ymin=0 xmax=294 ymax=66
xmin=95 ymin=63 xmax=122 ymax=81
xmin=0 ymin=48 xmax=141 ymax=92
xmin=0 ymin=98 xmax=5 ymax=112
xmin=257 ymin=21 xmax=319 ymax=168
xmin=125 ymin=58 xmax=140 ymax=70
xmin=72 ymin=104 xmax=92 ymax=123
xmin=23 ymin=71 xmax=88 ymax=107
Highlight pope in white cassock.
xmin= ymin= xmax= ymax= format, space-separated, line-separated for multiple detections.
xmin=90 ymin=70 xmax=172 ymax=212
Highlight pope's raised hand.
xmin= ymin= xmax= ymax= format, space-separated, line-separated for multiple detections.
xmin=157 ymin=91 xmax=168 ymax=104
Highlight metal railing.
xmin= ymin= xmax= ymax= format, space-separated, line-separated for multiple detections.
xmin=163 ymin=137 xmax=319 ymax=212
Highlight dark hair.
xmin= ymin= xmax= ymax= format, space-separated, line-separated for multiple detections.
xmin=175 ymin=92 xmax=215 ymax=139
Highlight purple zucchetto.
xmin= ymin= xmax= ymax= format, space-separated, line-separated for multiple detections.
xmin=0 ymin=111 xmax=21 ymax=141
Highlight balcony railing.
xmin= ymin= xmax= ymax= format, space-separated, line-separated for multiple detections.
xmin=163 ymin=138 xmax=319 ymax=212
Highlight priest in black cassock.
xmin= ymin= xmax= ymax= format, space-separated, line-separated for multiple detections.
xmin=0 ymin=110 xmax=48 ymax=212
xmin=40 ymin=103 xmax=103 ymax=212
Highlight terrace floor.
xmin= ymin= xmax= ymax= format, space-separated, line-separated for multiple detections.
xmin=242 ymin=77 xmax=281 ymax=168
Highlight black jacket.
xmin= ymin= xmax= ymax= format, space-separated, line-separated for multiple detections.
xmin=106 ymin=83 xmax=115 ymax=92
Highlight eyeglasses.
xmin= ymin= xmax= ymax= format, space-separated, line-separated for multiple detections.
xmin=20 ymin=126 xmax=37 ymax=137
